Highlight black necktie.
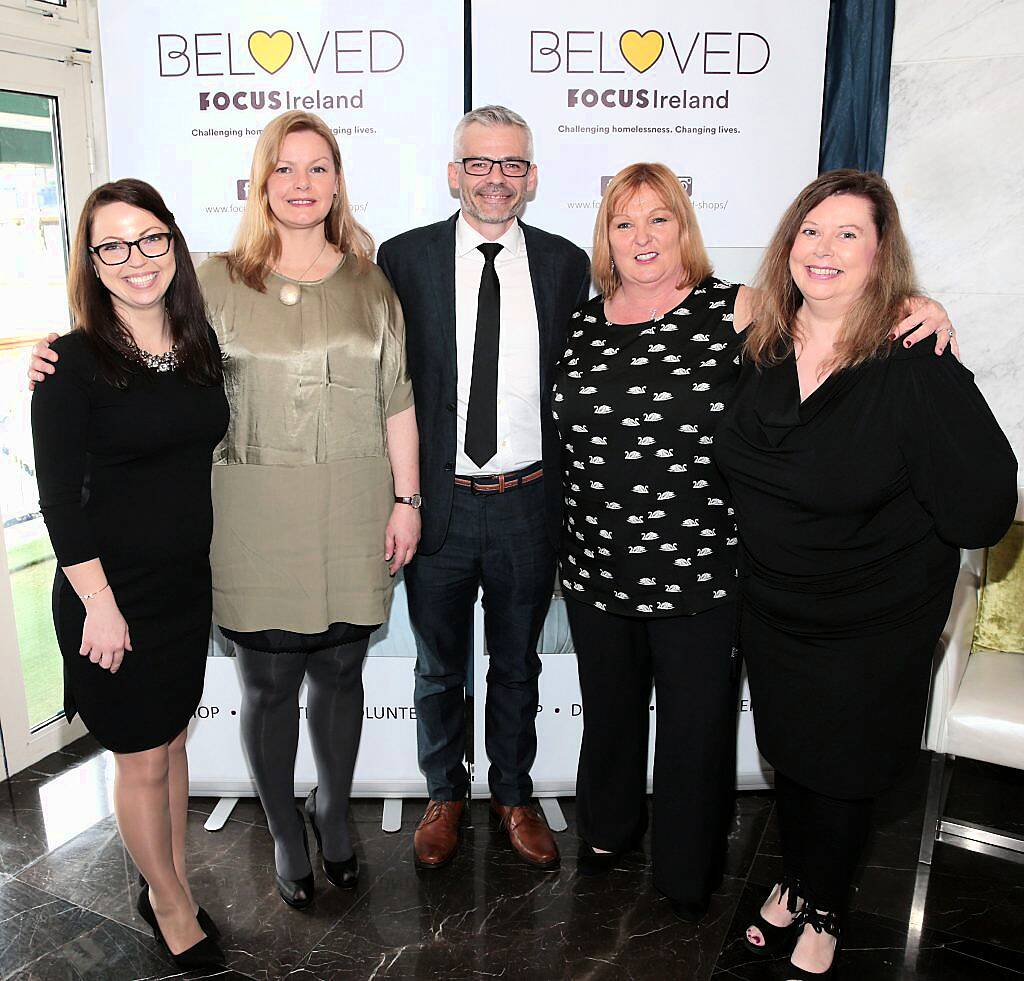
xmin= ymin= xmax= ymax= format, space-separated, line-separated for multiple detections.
xmin=465 ymin=242 xmax=503 ymax=468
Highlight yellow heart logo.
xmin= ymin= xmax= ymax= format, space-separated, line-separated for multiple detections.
xmin=619 ymin=30 xmax=664 ymax=73
xmin=248 ymin=30 xmax=293 ymax=75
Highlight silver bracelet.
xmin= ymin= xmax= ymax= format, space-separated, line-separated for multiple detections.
xmin=80 ymin=582 xmax=110 ymax=602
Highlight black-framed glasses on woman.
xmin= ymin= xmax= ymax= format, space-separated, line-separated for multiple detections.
xmin=459 ymin=157 xmax=532 ymax=178
xmin=89 ymin=232 xmax=173 ymax=266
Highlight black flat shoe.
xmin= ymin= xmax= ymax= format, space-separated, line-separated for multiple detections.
xmin=742 ymin=878 xmax=802 ymax=957
xmin=137 ymin=872 xmax=221 ymax=940
xmin=136 ymin=885 xmax=226 ymax=970
xmin=275 ymin=809 xmax=315 ymax=910
xmin=576 ymin=841 xmax=620 ymax=877
xmin=305 ymin=786 xmax=359 ymax=889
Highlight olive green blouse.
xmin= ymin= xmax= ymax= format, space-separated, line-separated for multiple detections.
xmin=198 ymin=255 xmax=413 ymax=633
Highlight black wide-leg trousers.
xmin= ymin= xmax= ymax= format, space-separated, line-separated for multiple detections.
xmin=566 ymin=596 xmax=739 ymax=905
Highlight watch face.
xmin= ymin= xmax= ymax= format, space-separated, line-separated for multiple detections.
xmin=412 ymin=494 xmax=423 ymax=508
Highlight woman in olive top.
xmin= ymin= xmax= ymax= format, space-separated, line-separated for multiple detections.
xmin=198 ymin=111 xmax=419 ymax=908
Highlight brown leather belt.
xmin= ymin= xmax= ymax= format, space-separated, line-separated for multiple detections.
xmin=454 ymin=464 xmax=544 ymax=494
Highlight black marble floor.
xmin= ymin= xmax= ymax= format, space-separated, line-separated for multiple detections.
xmin=2 ymin=737 xmax=1023 ymax=980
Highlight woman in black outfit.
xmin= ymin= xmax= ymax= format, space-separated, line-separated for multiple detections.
xmin=715 ymin=170 xmax=1017 ymax=978
xmin=31 ymin=180 xmax=229 ymax=971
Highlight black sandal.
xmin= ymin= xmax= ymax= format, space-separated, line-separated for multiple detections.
xmin=742 ymin=875 xmax=803 ymax=957
xmin=787 ymin=907 xmax=841 ymax=979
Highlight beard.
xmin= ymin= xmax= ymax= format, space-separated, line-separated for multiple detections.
xmin=459 ymin=182 xmax=525 ymax=225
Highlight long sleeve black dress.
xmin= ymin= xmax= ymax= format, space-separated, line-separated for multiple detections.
xmin=714 ymin=340 xmax=1017 ymax=799
xmin=31 ymin=330 xmax=229 ymax=753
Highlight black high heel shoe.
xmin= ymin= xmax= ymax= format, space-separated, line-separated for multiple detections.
xmin=136 ymin=884 xmax=226 ymax=970
xmin=305 ymin=786 xmax=359 ymax=889
xmin=787 ymin=907 xmax=842 ymax=979
xmin=275 ymin=808 xmax=316 ymax=909
xmin=137 ymin=873 xmax=221 ymax=941
xmin=742 ymin=876 xmax=803 ymax=957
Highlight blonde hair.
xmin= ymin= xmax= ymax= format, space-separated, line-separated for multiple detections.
xmin=592 ymin=163 xmax=712 ymax=299
xmin=745 ymin=169 xmax=918 ymax=370
xmin=226 ymin=111 xmax=373 ymax=291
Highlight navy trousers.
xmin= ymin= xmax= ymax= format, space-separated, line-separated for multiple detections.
xmin=405 ymin=477 xmax=556 ymax=804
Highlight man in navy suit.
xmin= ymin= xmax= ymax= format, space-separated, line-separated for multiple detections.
xmin=377 ymin=106 xmax=590 ymax=869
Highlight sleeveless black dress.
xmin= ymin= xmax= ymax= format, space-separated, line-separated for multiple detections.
xmin=32 ymin=331 xmax=229 ymax=753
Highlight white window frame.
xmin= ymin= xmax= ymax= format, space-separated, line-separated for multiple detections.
xmin=0 ymin=37 xmax=101 ymax=778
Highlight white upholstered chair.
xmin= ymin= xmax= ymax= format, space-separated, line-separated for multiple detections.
xmin=918 ymin=490 xmax=1024 ymax=865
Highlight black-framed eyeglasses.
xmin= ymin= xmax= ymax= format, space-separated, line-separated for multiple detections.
xmin=89 ymin=232 xmax=173 ymax=266
xmin=459 ymin=157 xmax=532 ymax=178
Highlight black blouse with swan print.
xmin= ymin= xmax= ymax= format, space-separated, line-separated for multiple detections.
xmin=552 ymin=276 xmax=742 ymax=617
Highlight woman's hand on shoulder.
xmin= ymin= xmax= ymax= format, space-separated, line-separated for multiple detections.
xmin=28 ymin=332 xmax=60 ymax=391
xmin=895 ymin=297 xmax=960 ymax=359
xmin=80 ymin=590 xmax=132 ymax=673
xmin=385 ymin=503 xmax=421 ymax=576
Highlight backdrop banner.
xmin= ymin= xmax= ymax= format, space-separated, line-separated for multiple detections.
xmin=97 ymin=0 xmax=464 ymax=251
xmin=471 ymin=0 xmax=830 ymax=249
xmin=96 ymin=0 xmax=799 ymax=803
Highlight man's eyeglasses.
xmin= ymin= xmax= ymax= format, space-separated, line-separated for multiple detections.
xmin=459 ymin=157 xmax=532 ymax=178
xmin=89 ymin=232 xmax=173 ymax=266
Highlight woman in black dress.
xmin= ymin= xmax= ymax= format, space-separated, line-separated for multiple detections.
xmin=554 ymin=163 xmax=958 ymax=922
xmin=714 ymin=170 xmax=1017 ymax=978
xmin=31 ymin=180 xmax=229 ymax=971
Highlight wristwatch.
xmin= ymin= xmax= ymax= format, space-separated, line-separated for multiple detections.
xmin=395 ymin=494 xmax=423 ymax=509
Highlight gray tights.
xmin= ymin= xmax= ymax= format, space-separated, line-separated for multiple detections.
xmin=236 ymin=639 xmax=368 ymax=880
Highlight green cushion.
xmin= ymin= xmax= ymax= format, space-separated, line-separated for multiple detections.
xmin=973 ymin=521 xmax=1024 ymax=654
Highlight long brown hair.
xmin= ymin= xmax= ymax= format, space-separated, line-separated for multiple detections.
xmin=745 ymin=169 xmax=918 ymax=369
xmin=592 ymin=163 xmax=712 ymax=299
xmin=68 ymin=179 xmax=222 ymax=388
xmin=226 ymin=111 xmax=373 ymax=291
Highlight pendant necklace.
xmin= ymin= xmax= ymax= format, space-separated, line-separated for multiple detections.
xmin=277 ymin=240 xmax=328 ymax=306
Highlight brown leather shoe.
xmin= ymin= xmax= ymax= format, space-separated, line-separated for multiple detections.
xmin=413 ymin=799 xmax=465 ymax=869
xmin=491 ymin=801 xmax=559 ymax=869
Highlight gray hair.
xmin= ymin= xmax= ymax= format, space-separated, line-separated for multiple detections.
xmin=452 ymin=105 xmax=534 ymax=161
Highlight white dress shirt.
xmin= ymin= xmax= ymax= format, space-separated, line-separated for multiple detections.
xmin=454 ymin=213 xmax=542 ymax=476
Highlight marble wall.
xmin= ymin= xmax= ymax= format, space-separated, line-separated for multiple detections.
xmin=884 ymin=0 xmax=1024 ymax=464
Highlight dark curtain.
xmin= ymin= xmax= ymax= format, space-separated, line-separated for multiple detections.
xmin=818 ymin=0 xmax=896 ymax=174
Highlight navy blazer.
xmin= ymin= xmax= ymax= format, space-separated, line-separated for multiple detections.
xmin=377 ymin=213 xmax=591 ymax=555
